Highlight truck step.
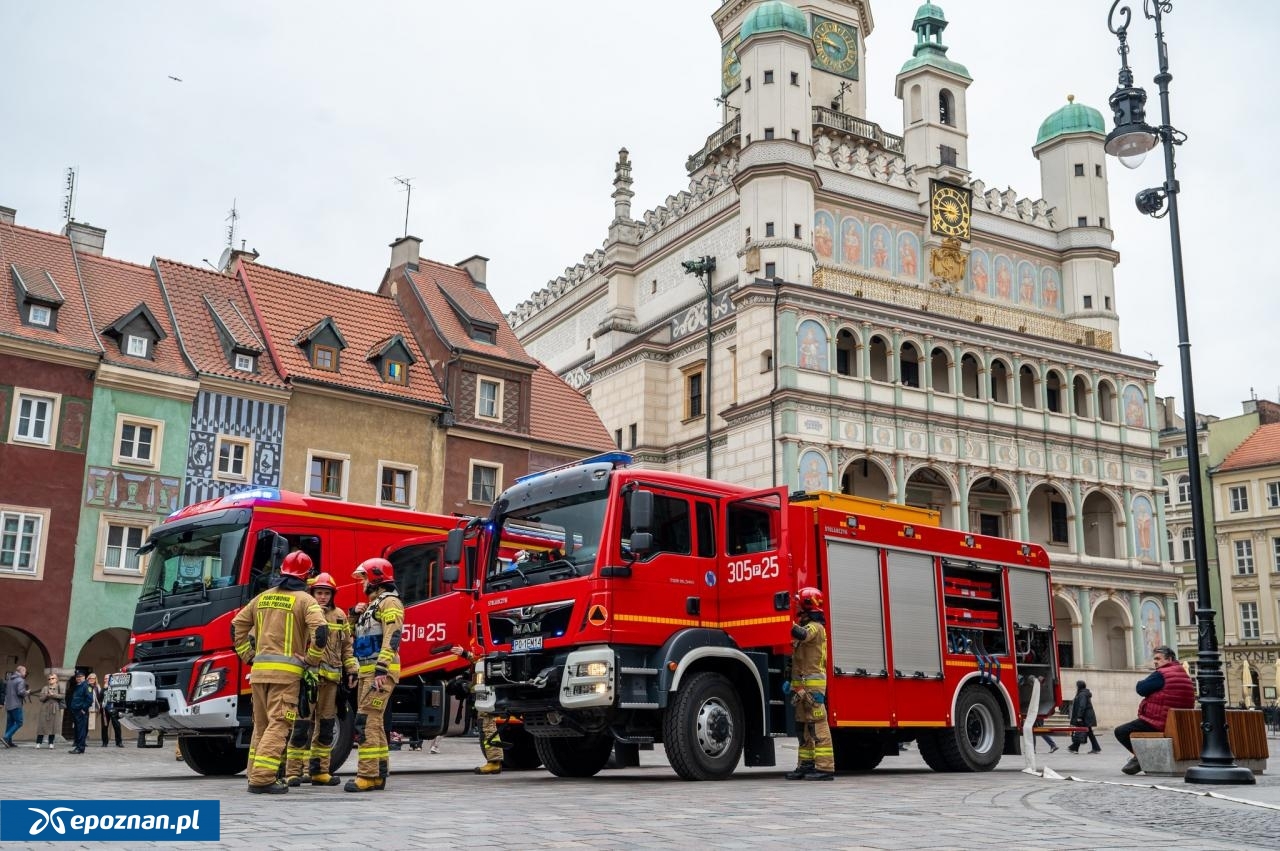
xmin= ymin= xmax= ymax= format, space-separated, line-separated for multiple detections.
xmin=620 ymin=667 xmax=659 ymax=676
xmin=619 ymin=702 xmax=660 ymax=710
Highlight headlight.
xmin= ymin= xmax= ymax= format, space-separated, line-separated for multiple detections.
xmin=574 ymin=661 xmax=609 ymax=678
xmin=192 ymin=666 xmax=227 ymax=702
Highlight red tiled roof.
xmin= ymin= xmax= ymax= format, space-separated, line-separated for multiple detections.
xmin=529 ymin=365 xmax=614 ymax=452
xmin=154 ymin=258 xmax=287 ymax=389
xmin=76 ymin=251 xmax=193 ymax=379
xmin=0 ymin=222 xmax=101 ymax=355
xmin=241 ymin=262 xmax=445 ymax=407
xmin=405 ymin=260 xmax=536 ymax=366
xmin=1217 ymin=423 xmax=1280 ymax=473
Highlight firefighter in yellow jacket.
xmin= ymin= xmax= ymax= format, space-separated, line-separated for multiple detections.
xmin=345 ymin=557 xmax=404 ymax=792
xmin=231 ymin=550 xmax=328 ymax=794
xmin=785 ymin=586 xmax=835 ymax=781
xmin=284 ymin=572 xmax=358 ymax=787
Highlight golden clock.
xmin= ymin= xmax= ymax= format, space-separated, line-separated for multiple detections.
xmin=721 ymin=34 xmax=742 ymax=94
xmin=812 ymin=17 xmax=858 ymax=79
xmin=930 ymin=181 xmax=972 ymax=241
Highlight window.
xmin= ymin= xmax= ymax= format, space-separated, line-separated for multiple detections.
xmin=1099 ymin=217 xmax=1106 ymax=228
xmin=1163 ymin=487 xmax=1170 ymax=506
xmin=1240 ymin=601 xmax=1260 ymax=640
xmin=0 ymin=507 xmax=46 ymax=577
xmin=939 ymin=145 xmax=957 ymax=167
xmin=1181 ymin=527 xmax=1194 ymax=561
xmin=628 ymin=423 xmax=637 ymax=449
xmin=1235 ymin=539 xmax=1255 ymax=575
xmin=1273 ymin=536 xmax=1280 ymax=572
xmin=745 ymin=77 xmax=751 ymax=92
xmin=1095 ymin=164 xmax=1103 ymax=177
xmin=614 ymin=428 xmax=623 ymax=449
xmin=793 ymin=223 xmax=802 ymax=239
xmin=214 ymin=435 xmax=252 ymax=482
xmin=1077 ymin=217 xmax=1088 ymax=227
xmin=125 ymin=335 xmax=149 ymax=357
xmin=471 ymin=328 xmax=495 ymax=344
xmin=385 ymin=360 xmax=407 ymax=385
xmin=11 ymin=391 xmax=57 ymax=446
xmin=1186 ymin=589 xmax=1198 ymax=624
xmin=790 ymin=71 xmax=799 ymax=86
xmin=764 ymin=262 xmax=776 ymax=278
xmin=791 ymin=129 xmax=800 ymax=142
xmin=1083 ymin=295 xmax=1093 ymax=309
xmin=763 ymin=70 xmax=774 ymax=84
xmin=938 ymin=90 xmax=954 ymax=125
xmin=312 ymin=345 xmax=337 ymax=371
xmin=1268 ymin=481 xmax=1280 ymax=509
xmin=1104 ymin=296 xmax=1112 ymax=310
xmin=469 ymin=462 xmax=499 ymax=503
xmin=28 ymin=305 xmax=51 ymax=326
xmin=115 ymin=415 xmax=162 ymax=467
xmin=685 ymin=369 xmax=704 ymax=420
xmin=1049 ymin=501 xmax=1069 ymax=544
xmin=622 ymin=491 xmax=692 ymax=559
xmin=1177 ymin=475 xmax=1191 ymax=503
xmin=1074 ymin=164 xmax=1085 ymax=176
xmin=764 ymin=127 xmax=775 ymax=140
xmin=380 ymin=465 xmax=413 ymax=507
xmin=308 ymin=453 xmax=347 ymax=499
xmin=762 ymin=350 xmax=773 ymax=372
xmin=1229 ymin=485 xmax=1249 ymax=513
xmin=765 ymin=222 xmax=775 ymax=238
xmin=104 ymin=522 xmax=146 ymax=573
xmin=476 ymin=377 xmax=503 ymax=421
xmin=234 ymin=353 xmax=255 ymax=372
xmin=1172 ymin=444 xmax=1187 ymax=458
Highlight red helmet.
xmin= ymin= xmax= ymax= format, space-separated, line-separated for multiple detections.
xmin=797 ymin=586 xmax=824 ymax=614
xmin=310 ymin=572 xmax=337 ymax=593
xmin=354 ymin=557 xmax=394 ymax=584
xmin=281 ymin=551 xmax=313 ymax=579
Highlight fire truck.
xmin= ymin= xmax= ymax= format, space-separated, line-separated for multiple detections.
xmin=109 ymin=488 xmax=539 ymax=775
xmin=454 ymin=453 xmax=1061 ymax=780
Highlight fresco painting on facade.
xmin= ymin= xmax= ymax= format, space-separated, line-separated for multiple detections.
xmin=58 ymin=399 xmax=91 ymax=451
xmin=968 ymin=249 xmax=990 ymax=294
xmin=994 ymin=254 xmax=1013 ymax=299
xmin=1041 ymin=268 xmax=1061 ymax=312
xmin=797 ymin=319 xmax=828 ymax=371
xmin=840 ymin=216 xmax=863 ymax=268
xmin=1132 ymin=494 xmax=1157 ymax=562
xmin=1123 ymin=384 xmax=1147 ymax=428
xmin=897 ymin=231 xmax=920 ymax=280
xmin=841 ymin=421 xmax=861 ymax=442
xmin=800 ymin=450 xmax=829 ymax=492
xmin=813 ymin=210 xmax=835 ymax=261
xmin=83 ymin=467 xmax=181 ymax=515
xmin=1017 ymin=261 xmax=1037 ymax=308
xmin=869 ymin=224 xmax=891 ymax=271
xmin=1140 ymin=598 xmax=1164 ymax=661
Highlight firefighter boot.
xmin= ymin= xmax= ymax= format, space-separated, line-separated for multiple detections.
xmin=343 ymin=777 xmax=385 ymax=792
xmin=309 ymin=772 xmax=342 ymax=786
xmin=284 ymin=775 xmax=305 ymax=788
xmin=803 ymin=769 xmax=836 ymax=781
xmin=474 ymin=760 xmax=503 ymax=775
xmin=784 ymin=762 xmax=814 ymax=780
xmin=247 ymin=780 xmax=289 ymax=795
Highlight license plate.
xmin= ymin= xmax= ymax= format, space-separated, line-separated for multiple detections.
xmin=108 ymin=673 xmax=131 ymax=689
xmin=511 ymin=636 xmax=543 ymax=652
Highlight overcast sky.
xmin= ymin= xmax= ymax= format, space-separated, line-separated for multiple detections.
xmin=2 ymin=1 xmax=1274 ymax=418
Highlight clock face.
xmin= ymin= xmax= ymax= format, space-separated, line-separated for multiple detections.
xmin=721 ymin=34 xmax=742 ymax=94
xmin=812 ymin=17 xmax=858 ymax=79
xmin=930 ymin=181 xmax=972 ymax=241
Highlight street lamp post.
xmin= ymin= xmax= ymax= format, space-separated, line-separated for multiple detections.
xmin=1103 ymin=0 xmax=1253 ymax=785
xmin=681 ymin=256 xmax=717 ymax=478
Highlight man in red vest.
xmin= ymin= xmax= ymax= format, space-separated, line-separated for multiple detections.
xmin=1116 ymin=645 xmax=1195 ymax=775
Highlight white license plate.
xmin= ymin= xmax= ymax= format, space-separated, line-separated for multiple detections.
xmin=108 ymin=673 xmax=131 ymax=689
xmin=511 ymin=636 xmax=543 ymax=652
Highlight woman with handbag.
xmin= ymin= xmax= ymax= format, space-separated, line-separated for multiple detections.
xmin=35 ymin=674 xmax=64 ymax=748
xmin=1067 ymin=679 xmax=1102 ymax=753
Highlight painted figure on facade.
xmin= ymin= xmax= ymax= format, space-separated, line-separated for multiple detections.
xmin=970 ymin=252 xmax=989 ymax=294
xmin=841 ymin=218 xmax=862 ymax=267
xmin=1019 ymin=264 xmax=1036 ymax=306
xmin=800 ymin=451 xmax=829 ymax=492
xmin=871 ymin=229 xmax=889 ymax=270
xmin=898 ymin=232 xmax=918 ymax=278
xmin=994 ymin=257 xmax=1012 ymax=299
xmin=1140 ymin=599 xmax=1164 ymax=660
xmin=813 ymin=212 xmax=834 ymax=261
xmin=797 ymin=320 xmax=828 ymax=371
xmin=1132 ymin=495 xmax=1156 ymax=561
xmin=1042 ymin=269 xmax=1060 ymax=310
xmin=1123 ymin=385 xmax=1147 ymax=429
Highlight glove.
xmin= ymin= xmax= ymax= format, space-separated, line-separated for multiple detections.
xmin=781 ymin=680 xmax=792 ymax=696
xmin=346 ymin=672 xmax=358 ymax=689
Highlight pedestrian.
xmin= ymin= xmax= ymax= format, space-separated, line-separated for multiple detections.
xmin=1067 ymin=679 xmax=1102 ymax=754
xmin=67 ymin=670 xmax=92 ymax=754
xmin=284 ymin=572 xmax=358 ymax=787
xmin=1116 ymin=645 xmax=1195 ymax=775
xmin=35 ymin=673 xmax=64 ymax=748
xmin=231 ymin=550 xmax=329 ymax=794
xmin=346 ymin=557 xmax=404 ymax=793
xmin=784 ymin=587 xmax=835 ymax=780
xmin=451 ymin=644 xmax=504 ymax=774
xmin=1034 ymin=718 xmax=1059 ymax=753
xmin=96 ymin=673 xmax=123 ymax=747
xmin=3 ymin=664 xmax=31 ymax=747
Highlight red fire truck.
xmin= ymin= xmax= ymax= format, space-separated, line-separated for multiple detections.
xmin=455 ymin=453 xmax=1061 ymax=780
xmin=110 ymin=487 xmax=539 ymax=775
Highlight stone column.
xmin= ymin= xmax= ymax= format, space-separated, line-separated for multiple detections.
xmin=1076 ymin=587 xmax=1095 ymax=667
xmin=1128 ymin=591 xmax=1143 ymax=669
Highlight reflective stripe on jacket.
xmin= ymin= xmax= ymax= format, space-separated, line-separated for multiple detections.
xmin=790 ymin=620 xmax=828 ymax=688
xmin=231 ymin=586 xmax=327 ymax=684
xmin=354 ymin=589 xmax=404 ymax=676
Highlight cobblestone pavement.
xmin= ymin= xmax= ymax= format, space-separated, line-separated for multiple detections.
xmin=0 ymin=734 xmax=1277 ymax=849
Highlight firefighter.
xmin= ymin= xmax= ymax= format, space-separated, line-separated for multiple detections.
xmin=345 ymin=557 xmax=404 ymax=792
xmin=785 ymin=586 xmax=835 ymax=781
xmin=284 ymin=572 xmax=358 ymax=787
xmin=450 ymin=643 xmax=504 ymax=774
xmin=231 ymin=550 xmax=328 ymax=794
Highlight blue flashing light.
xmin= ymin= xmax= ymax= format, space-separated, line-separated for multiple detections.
xmin=514 ymin=452 xmax=633 ymax=484
xmin=226 ymin=487 xmax=282 ymax=502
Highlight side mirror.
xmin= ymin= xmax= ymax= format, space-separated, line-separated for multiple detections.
xmin=442 ymin=564 xmax=460 ymax=584
xmin=270 ymin=534 xmax=289 ymax=572
xmin=629 ymin=531 xmax=653 ymax=555
xmin=444 ymin=529 xmax=464 ymax=567
xmin=629 ymin=490 xmax=653 ymax=531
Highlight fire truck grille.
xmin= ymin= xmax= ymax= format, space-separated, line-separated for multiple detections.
xmin=488 ymin=600 xmax=575 ymax=647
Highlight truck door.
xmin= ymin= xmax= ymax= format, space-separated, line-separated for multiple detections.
xmin=717 ymin=487 xmax=792 ymax=649
xmin=385 ymin=538 xmax=459 ymax=671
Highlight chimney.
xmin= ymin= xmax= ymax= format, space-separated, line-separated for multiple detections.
xmin=64 ymin=221 xmax=107 ymax=256
xmin=389 ymin=235 xmax=422 ymax=271
xmin=458 ymin=254 xmax=489 ymax=287
xmin=0 ymin=206 xmax=15 ymax=226
xmin=223 ymin=247 xmax=260 ymax=271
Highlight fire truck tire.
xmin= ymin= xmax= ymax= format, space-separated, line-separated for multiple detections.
xmin=502 ymin=726 xmax=544 ymax=771
xmin=662 ymin=672 xmax=745 ymax=781
xmin=535 ymin=732 xmax=613 ymax=778
xmin=178 ymin=737 xmax=248 ymax=776
xmin=327 ymin=711 xmax=357 ymax=773
xmin=934 ymin=687 xmax=1005 ymax=772
xmin=831 ymin=731 xmax=884 ymax=772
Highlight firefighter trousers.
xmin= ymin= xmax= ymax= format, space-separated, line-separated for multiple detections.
xmin=795 ymin=688 xmax=834 ymax=772
xmin=248 ymin=679 xmax=301 ymax=787
xmin=354 ymin=673 xmax=397 ymax=780
xmin=479 ymin=712 xmax=503 ymax=763
xmin=285 ymin=679 xmax=339 ymax=778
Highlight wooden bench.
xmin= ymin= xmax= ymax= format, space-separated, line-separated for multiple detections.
xmin=1131 ymin=708 xmax=1269 ymax=776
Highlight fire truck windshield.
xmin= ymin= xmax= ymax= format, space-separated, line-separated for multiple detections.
xmin=139 ymin=521 xmax=248 ymax=601
xmin=486 ymin=492 xmax=607 ymax=591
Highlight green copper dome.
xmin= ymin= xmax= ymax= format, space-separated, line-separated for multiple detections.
xmin=899 ymin=2 xmax=970 ymax=79
xmin=740 ymin=1 xmax=810 ymax=42
xmin=915 ymin=3 xmax=946 ymax=21
xmin=1035 ymin=96 xmax=1105 ymax=146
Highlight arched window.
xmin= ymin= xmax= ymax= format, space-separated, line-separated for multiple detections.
xmin=1072 ymin=374 xmax=1091 ymax=418
xmin=1019 ymin=365 xmax=1039 ymax=410
xmin=939 ymin=89 xmax=955 ymax=126
xmin=761 ymin=349 xmax=773 ymax=373
xmin=1186 ymin=588 xmax=1198 ymax=624
xmin=960 ymin=353 xmax=981 ymax=399
xmin=1098 ymin=380 xmax=1117 ymax=422
xmin=868 ymin=335 xmax=891 ymax=382
xmin=836 ymin=329 xmax=858 ymax=377
xmin=1046 ymin=370 xmax=1065 ymax=413
xmin=1166 ymin=529 xmax=1175 ymax=562
xmin=1180 ymin=526 xmax=1194 ymax=560
xmin=1177 ymin=475 xmax=1191 ymax=504
xmin=989 ymin=359 xmax=1011 ymax=404
xmin=900 ymin=342 xmax=921 ymax=388
xmin=910 ymin=84 xmax=923 ymax=123
xmin=930 ymin=347 xmax=950 ymax=393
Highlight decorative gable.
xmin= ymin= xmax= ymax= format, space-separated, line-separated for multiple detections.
xmin=440 ymin=287 xmax=498 ymax=345
xmin=293 ymin=316 xmax=347 ymax=371
xmin=10 ymin=263 xmax=65 ymax=330
xmin=366 ymin=334 xmax=417 ymax=385
xmin=101 ymin=302 xmax=167 ymax=360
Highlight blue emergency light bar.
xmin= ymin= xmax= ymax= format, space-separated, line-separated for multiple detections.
xmin=514 ymin=452 xmax=633 ymax=484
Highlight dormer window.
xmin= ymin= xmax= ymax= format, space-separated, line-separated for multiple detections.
xmin=366 ymin=333 xmax=417 ymax=387
xmin=234 ymin=353 xmax=255 ymax=372
xmin=28 ymin=305 xmax=51 ymax=327
xmin=471 ymin=327 xmax=495 ymax=344
xmin=385 ymin=360 xmax=407 ymax=385
xmin=101 ymin=303 xmax=165 ymax=361
xmin=11 ymin=264 xmax=65 ymax=330
xmin=125 ymin=335 xmax=148 ymax=357
xmin=294 ymin=316 xmax=347 ymax=373
xmin=313 ymin=345 xmax=338 ymax=371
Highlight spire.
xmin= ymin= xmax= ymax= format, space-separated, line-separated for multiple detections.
xmin=612 ymin=148 xmax=634 ymax=223
xmin=900 ymin=4 xmax=970 ymax=79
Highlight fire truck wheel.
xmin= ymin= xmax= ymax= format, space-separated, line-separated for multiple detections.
xmin=935 ymin=686 xmax=1005 ymax=772
xmin=326 ymin=711 xmax=357 ymax=773
xmin=662 ymin=672 xmax=744 ymax=781
xmin=831 ymin=731 xmax=884 ymax=772
xmin=178 ymin=736 xmax=248 ymax=776
xmin=535 ymin=732 xmax=614 ymax=778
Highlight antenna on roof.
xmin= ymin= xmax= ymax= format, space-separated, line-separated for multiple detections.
xmin=392 ymin=176 xmax=413 ymax=238
xmin=62 ymin=167 xmax=78 ymax=225
xmin=225 ymin=199 xmax=240 ymax=248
